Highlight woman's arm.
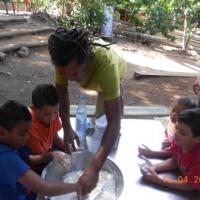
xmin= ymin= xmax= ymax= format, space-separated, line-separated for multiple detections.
xmin=91 ymin=96 xmax=121 ymax=171
xmin=56 ymin=83 xmax=79 ymax=153
xmin=78 ymin=97 xmax=122 ymax=195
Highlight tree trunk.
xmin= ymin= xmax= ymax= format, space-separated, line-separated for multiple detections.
xmin=80 ymin=0 xmax=87 ymax=8
xmin=182 ymin=8 xmax=188 ymax=50
xmin=185 ymin=23 xmax=199 ymax=49
xmin=61 ymin=1 xmax=64 ymax=17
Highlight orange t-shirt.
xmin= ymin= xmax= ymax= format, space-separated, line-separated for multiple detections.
xmin=27 ymin=108 xmax=62 ymax=154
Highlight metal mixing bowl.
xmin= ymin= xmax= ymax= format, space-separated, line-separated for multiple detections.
xmin=41 ymin=151 xmax=124 ymax=199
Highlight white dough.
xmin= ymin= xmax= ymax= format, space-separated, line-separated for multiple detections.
xmin=51 ymin=170 xmax=116 ymax=200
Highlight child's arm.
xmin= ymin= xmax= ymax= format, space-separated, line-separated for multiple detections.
xmin=160 ymin=175 xmax=194 ymax=191
xmin=140 ymin=168 xmax=194 ymax=192
xmin=139 ymin=157 xmax=178 ymax=174
xmin=19 ymin=169 xmax=78 ymax=196
xmin=29 ymin=151 xmax=68 ymax=165
xmin=152 ymin=157 xmax=178 ymax=172
xmin=53 ymin=132 xmax=65 ymax=151
xmin=29 ymin=153 xmax=53 ymax=165
xmin=138 ymin=144 xmax=171 ymax=158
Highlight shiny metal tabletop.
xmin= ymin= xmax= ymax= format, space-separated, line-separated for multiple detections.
xmin=59 ymin=118 xmax=200 ymax=200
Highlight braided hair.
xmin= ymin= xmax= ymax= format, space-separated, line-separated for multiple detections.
xmin=48 ymin=28 xmax=115 ymax=67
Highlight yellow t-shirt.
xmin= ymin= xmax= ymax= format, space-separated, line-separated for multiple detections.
xmin=55 ymin=45 xmax=126 ymax=100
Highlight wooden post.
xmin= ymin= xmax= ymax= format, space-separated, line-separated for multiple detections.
xmin=182 ymin=8 xmax=188 ymax=50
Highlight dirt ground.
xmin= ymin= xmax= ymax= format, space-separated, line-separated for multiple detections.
xmin=0 ymin=38 xmax=199 ymax=108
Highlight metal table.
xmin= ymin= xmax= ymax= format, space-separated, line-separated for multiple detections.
xmin=59 ymin=118 xmax=200 ymax=200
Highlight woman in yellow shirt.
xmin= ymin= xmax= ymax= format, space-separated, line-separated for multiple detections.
xmin=48 ymin=28 xmax=126 ymax=196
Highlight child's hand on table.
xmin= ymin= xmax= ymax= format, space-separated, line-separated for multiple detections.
xmin=140 ymin=167 xmax=161 ymax=184
xmin=138 ymin=144 xmax=152 ymax=157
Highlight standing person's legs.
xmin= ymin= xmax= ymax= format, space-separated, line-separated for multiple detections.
xmin=11 ymin=1 xmax=16 ymax=14
xmin=23 ymin=0 xmax=30 ymax=12
xmin=4 ymin=2 xmax=9 ymax=14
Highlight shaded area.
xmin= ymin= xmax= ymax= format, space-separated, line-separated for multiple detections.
xmin=0 ymin=48 xmax=198 ymax=107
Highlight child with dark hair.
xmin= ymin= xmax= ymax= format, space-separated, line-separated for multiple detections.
xmin=193 ymin=76 xmax=200 ymax=95
xmin=27 ymin=84 xmax=66 ymax=174
xmin=0 ymin=100 xmax=79 ymax=200
xmin=138 ymin=97 xmax=196 ymax=158
xmin=48 ymin=28 xmax=126 ymax=195
xmin=139 ymin=108 xmax=200 ymax=191
xmin=193 ymin=76 xmax=200 ymax=107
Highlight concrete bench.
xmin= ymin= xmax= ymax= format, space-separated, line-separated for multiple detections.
xmin=70 ymin=105 xmax=170 ymax=118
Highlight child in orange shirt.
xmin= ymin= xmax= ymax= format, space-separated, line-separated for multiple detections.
xmin=0 ymin=100 xmax=79 ymax=199
xmin=27 ymin=84 xmax=66 ymax=174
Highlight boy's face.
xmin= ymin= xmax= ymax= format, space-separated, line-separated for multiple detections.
xmin=175 ymin=122 xmax=200 ymax=148
xmin=2 ymin=121 xmax=31 ymax=149
xmin=35 ymin=104 xmax=59 ymax=125
xmin=58 ymin=60 xmax=84 ymax=82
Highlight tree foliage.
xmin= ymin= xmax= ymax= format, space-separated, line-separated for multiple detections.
xmin=31 ymin=0 xmax=200 ymax=49
xmin=117 ymin=0 xmax=200 ymax=49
